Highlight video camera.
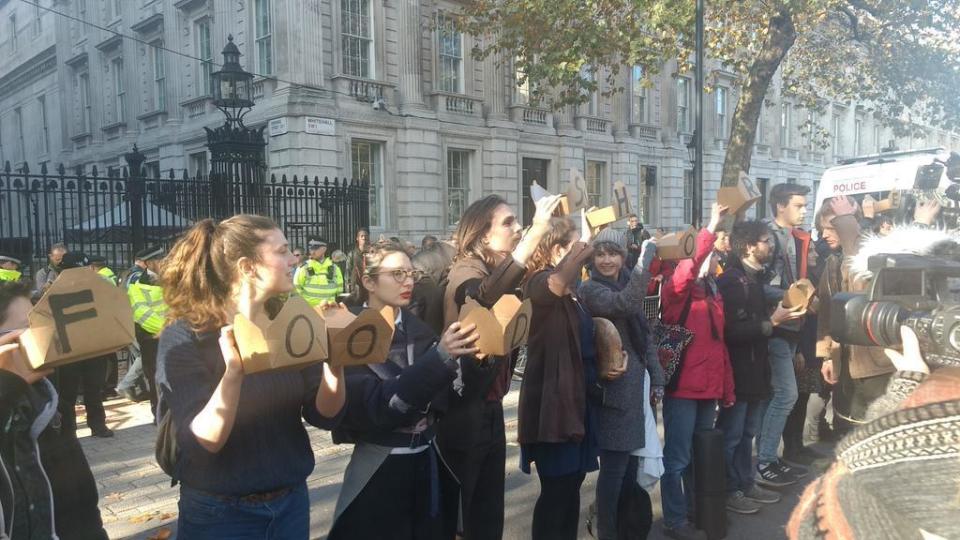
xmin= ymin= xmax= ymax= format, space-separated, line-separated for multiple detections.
xmin=830 ymin=253 xmax=960 ymax=367
xmin=898 ymin=151 xmax=960 ymax=228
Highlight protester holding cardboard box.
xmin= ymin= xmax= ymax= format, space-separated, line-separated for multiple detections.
xmin=578 ymin=229 xmax=664 ymax=540
xmin=156 ymin=215 xmax=346 ymax=539
xmin=658 ymin=203 xmax=736 ymax=540
xmin=439 ymin=193 xmax=562 ymax=540
xmin=51 ymin=253 xmax=115 ymax=438
xmin=757 ymin=183 xmax=817 ymax=486
xmin=0 ymin=281 xmax=109 ymax=540
xmin=516 ymin=217 xmax=597 ymax=540
xmin=717 ymin=221 xmax=804 ymax=515
xmin=328 ymin=242 xmax=480 ymax=539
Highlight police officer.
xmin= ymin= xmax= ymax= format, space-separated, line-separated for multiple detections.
xmin=89 ymin=255 xmax=118 ymax=285
xmin=127 ymin=248 xmax=167 ymax=422
xmin=0 ymin=253 xmax=23 ymax=283
xmin=55 ymin=252 xmax=114 ymax=438
xmin=122 ymin=245 xmax=163 ymax=290
xmin=88 ymin=255 xmax=121 ymax=398
xmin=294 ymin=239 xmax=344 ymax=306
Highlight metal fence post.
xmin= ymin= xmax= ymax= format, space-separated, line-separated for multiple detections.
xmin=125 ymin=145 xmax=147 ymax=253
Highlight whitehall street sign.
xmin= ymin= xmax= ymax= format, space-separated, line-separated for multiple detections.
xmin=305 ymin=117 xmax=336 ymax=136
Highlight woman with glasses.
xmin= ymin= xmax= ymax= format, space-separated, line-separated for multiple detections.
xmin=328 ymin=242 xmax=481 ymax=540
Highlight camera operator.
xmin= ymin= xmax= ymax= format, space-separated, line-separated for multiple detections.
xmin=788 ymin=325 xmax=960 ymax=540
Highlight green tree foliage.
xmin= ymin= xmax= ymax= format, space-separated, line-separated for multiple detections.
xmin=460 ymin=0 xmax=960 ymax=185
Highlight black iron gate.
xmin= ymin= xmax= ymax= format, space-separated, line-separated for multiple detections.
xmin=0 ymin=159 xmax=369 ymax=276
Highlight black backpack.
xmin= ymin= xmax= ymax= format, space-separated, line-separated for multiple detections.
xmin=154 ymin=404 xmax=179 ymax=486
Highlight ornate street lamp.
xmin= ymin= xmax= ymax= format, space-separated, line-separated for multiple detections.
xmin=210 ymin=34 xmax=254 ymax=126
xmin=205 ymin=35 xmax=265 ymax=218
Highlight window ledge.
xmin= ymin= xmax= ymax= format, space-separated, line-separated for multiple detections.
xmin=180 ymin=95 xmax=212 ymax=107
xmin=101 ymin=121 xmax=127 ymax=132
xmin=137 ymin=109 xmax=168 ymax=122
xmin=70 ymin=132 xmax=93 ymax=142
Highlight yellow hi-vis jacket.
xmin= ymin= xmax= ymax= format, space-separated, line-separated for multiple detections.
xmin=128 ymin=282 xmax=168 ymax=335
xmin=0 ymin=269 xmax=22 ymax=282
xmin=294 ymin=257 xmax=343 ymax=306
xmin=98 ymin=267 xmax=118 ymax=285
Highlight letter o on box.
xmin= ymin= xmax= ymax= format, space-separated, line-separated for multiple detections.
xmin=346 ymin=324 xmax=377 ymax=359
xmin=285 ymin=314 xmax=315 ymax=359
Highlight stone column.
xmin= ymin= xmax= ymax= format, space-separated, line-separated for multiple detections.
xmin=483 ymin=46 xmax=509 ymax=124
xmin=398 ymin=0 xmax=425 ymax=111
xmin=613 ymin=69 xmax=631 ymax=137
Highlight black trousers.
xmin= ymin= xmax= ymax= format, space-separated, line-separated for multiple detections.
xmin=533 ymin=471 xmax=586 ymax=540
xmin=329 ymin=449 xmax=459 ymax=540
xmin=56 ymin=355 xmax=108 ymax=433
xmin=439 ymin=400 xmax=506 ymax=540
xmin=103 ymin=353 xmax=118 ymax=393
xmin=136 ymin=326 xmax=159 ymax=422
xmin=783 ymin=392 xmax=810 ymax=453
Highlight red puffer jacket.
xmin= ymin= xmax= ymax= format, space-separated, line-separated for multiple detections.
xmin=660 ymin=229 xmax=735 ymax=404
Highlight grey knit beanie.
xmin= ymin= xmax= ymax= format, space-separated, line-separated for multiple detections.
xmin=593 ymin=228 xmax=628 ymax=256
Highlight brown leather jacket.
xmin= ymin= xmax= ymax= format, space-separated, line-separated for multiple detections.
xmin=816 ymin=225 xmax=894 ymax=380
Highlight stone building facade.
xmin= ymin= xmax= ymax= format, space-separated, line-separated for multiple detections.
xmin=2 ymin=0 xmax=957 ymax=241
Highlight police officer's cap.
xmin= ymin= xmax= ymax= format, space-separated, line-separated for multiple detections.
xmin=308 ymin=240 xmax=328 ymax=250
xmin=135 ymin=246 xmax=164 ymax=261
xmin=88 ymin=255 xmax=107 ymax=265
xmin=61 ymin=252 xmax=90 ymax=269
xmin=0 ymin=253 xmax=22 ymax=266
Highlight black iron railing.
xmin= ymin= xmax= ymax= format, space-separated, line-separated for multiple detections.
xmin=0 ymin=160 xmax=369 ymax=276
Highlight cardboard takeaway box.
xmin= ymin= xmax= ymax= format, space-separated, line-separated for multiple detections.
xmin=19 ymin=268 xmax=135 ymax=370
xmin=458 ymin=295 xmax=533 ymax=357
xmin=529 ymin=169 xmax=591 ymax=218
xmin=560 ymin=168 xmax=590 ymax=215
xmin=655 ymin=227 xmax=698 ymax=260
xmin=717 ymin=171 xmax=763 ymax=215
xmin=233 ymin=296 xmax=329 ymax=374
xmin=782 ymin=278 xmax=816 ymax=311
xmin=319 ymin=305 xmax=395 ymax=367
xmin=874 ymin=190 xmax=902 ymax=213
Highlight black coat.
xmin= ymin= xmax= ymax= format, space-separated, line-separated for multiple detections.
xmin=0 ymin=372 xmax=107 ymax=540
xmin=716 ymin=259 xmax=772 ymax=402
xmin=332 ymin=308 xmax=457 ymax=446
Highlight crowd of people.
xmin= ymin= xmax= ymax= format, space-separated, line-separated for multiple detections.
xmin=0 ymin=178 xmax=957 ymax=540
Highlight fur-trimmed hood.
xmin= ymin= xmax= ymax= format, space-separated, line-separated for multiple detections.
xmin=849 ymin=226 xmax=960 ymax=282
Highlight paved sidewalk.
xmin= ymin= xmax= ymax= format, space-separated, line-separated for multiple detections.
xmin=79 ymin=385 xmax=817 ymax=539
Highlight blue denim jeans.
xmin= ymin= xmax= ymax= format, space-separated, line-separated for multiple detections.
xmin=661 ymin=397 xmax=718 ymax=529
xmin=756 ymin=337 xmax=799 ymax=464
xmin=716 ymin=400 xmax=764 ymax=493
xmin=177 ymin=482 xmax=309 ymax=539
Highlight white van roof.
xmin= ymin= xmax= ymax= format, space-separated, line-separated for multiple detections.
xmin=812 ymin=147 xmax=952 ymax=219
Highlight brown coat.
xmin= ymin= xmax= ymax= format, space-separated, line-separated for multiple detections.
xmin=437 ymin=254 xmax=526 ymax=450
xmin=817 ymin=251 xmax=894 ymax=380
xmin=518 ymin=243 xmax=594 ymax=444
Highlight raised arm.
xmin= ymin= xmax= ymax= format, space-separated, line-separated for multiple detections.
xmin=578 ymin=241 xmax=656 ymax=318
xmin=527 ymin=242 xmax=594 ymax=305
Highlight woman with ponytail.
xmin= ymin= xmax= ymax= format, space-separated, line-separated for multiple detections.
xmin=438 ymin=193 xmax=563 ymax=540
xmin=518 ymin=216 xmax=599 ymax=540
xmin=156 ymin=215 xmax=346 ymax=539
xmin=328 ymin=241 xmax=479 ymax=539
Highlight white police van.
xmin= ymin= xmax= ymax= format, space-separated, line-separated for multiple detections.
xmin=812 ymin=147 xmax=955 ymax=220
